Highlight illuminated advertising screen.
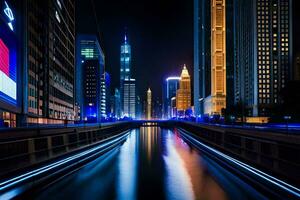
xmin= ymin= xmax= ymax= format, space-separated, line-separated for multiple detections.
xmin=0 ymin=1 xmax=17 ymax=105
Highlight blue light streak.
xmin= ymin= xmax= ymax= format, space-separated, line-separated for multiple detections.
xmin=177 ymin=128 xmax=300 ymax=198
xmin=0 ymin=132 xmax=130 ymax=196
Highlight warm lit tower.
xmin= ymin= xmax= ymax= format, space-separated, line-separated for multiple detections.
xmin=147 ymin=88 xmax=152 ymax=119
xmin=209 ymin=0 xmax=226 ymax=115
xmin=176 ymin=65 xmax=191 ymax=113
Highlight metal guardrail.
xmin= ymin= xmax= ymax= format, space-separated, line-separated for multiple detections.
xmin=0 ymin=122 xmax=133 ymax=179
xmin=175 ymin=121 xmax=300 ymax=187
xmin=0 ymin=131 xmax=131 ymax=199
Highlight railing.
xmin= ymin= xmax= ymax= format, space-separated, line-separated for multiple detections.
xmin=0 ymin=122 xmax=133 ymax=179
xmin=175 ymin=121 xmax=300 ymax=187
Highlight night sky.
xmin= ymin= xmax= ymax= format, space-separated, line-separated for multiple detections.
xmin=76 ymin=0 xmax=193 ymax=101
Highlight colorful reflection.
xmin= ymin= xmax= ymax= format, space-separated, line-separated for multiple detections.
xmin=164 ymin=129 xmax=228 ymax=200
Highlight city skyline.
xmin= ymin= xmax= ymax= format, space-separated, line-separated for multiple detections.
xmin=0 ymin=1 xmax=300 ymax=200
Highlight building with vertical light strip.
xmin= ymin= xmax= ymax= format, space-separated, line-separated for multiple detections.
xmin=147 ymin=88 xmax=152 ymax=119
xmin=234 ymin=0 xmax=292 ymax=118
xmin=163 ymin=76 xmax=180 ymax=119
xmin=204 ymin=0 xmax=226 ymax=115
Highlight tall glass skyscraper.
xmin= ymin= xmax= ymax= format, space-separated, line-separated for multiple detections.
xmin=25 ymin=0 xmax=75 ymax=124
xmin=76 ymin=34 xmax=104 ymax=122
xmin=120 ymin=33 xmax=136 ymax=118
xmin=120 ymin=34 xmax=131 ymax=83
xmin=194 ymin=0 xmax=212 ymax=116
xmin=122 ymin=79 xmax=136 ymax=118
xmin=234 ymin=0 xmax=292 ymax=117
xmin=163 ymin=77 xmax=180 ymax=119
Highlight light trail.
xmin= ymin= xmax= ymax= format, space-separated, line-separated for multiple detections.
xmin=178 ymin=128 xmax=300 ymax=198
xmin=0 ymin=131 xmax=130 ymax=193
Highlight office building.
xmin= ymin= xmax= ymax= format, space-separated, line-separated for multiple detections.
xmin=147 ymin=88 xmax=152 ymax=119
xmin=234 ymin=0 xmax=292 ymax=117
xmin=163 ymin=77 xmax=180 ymax=119
xmin=194 ymin=0 xmax=211 ymax=116
xmin=82 ymin=60 xmax=101 ymax=122
xmin=176 ymin=65 xmax=191 ymax=115
xmin=24 ymin=0 xmax=75 ymax=124
xmin=226 ymin=0 xmax=235 ymax=110
xmin=76 ymin=34 xmax=104 ymax=122
xmin=122 ymin=79 xmax=136 ymax=118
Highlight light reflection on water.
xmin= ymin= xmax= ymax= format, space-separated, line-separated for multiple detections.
xmin=116 ymin=130 xmax=138 ymax=200
xmin=34 ymin=127 xmax=261 ymax=200
xmin=163 ymin=130 xmax=228 ymax=200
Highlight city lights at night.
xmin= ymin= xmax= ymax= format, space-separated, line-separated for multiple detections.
xmin=0 ymin=0 xmax=300 ymax=199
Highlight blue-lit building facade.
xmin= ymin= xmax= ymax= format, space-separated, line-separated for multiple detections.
xmin=100 ymin=72 xmax=111 ymax=118
xmin=0 ymin=0 xmax=21 ymax=127
xmin=76 ymin=34 xmax=104 ymax=122
xmin=163 ymin=77 xmax=180 ymax=119
xmin=120 ymin=33 xmax=136 ymax=118
xmin=120 ymin=34 xmax=131 ymax=84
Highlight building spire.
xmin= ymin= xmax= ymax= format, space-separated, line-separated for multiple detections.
xmin=124 ymin=27 xmax=128 ymax=43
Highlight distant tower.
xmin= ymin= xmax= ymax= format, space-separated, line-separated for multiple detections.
xmin=209 ymin=0 xmax=226 ymax=115
xmin=122 ymin=79 xmax=136 ymax=118
xmin=176 ymin=65 xmax=191 ymax=114
xmin=147 ymin=88 xmax=152 ymax=119
xmin=163 ymin=77 xmax=180 ymax=119
xmin=120 ymin=33 xmax=131 ymax=83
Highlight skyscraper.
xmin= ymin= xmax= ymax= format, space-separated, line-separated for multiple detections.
xmin=205 ymin=0 xmax=227 ymax=115
xmin=82 ymin=60 xmax=101 ymax=122
xmin=119 ymin=32 xmax=136 ymax=118
xmin=120 ymin=34 xmax=131 ymax=84
xmin=76 ymin=34 xmax=104 ymax=122
xmin=194 ymin=0 xmax=211 ymax=116
xmin=163 ymin=77 xmax=180 ymax=119
xmin=24 ymin=0 xmax=75 ymax=124
xmin=122 ymin=79 xmax=136 ymax=118
xmin=234 ymin=0 xmax=292 ymax=117
xmin=176 ymin=65 xmax=191 ymax=114
xmin=147 ymin=88 xmax=152 ymax=119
